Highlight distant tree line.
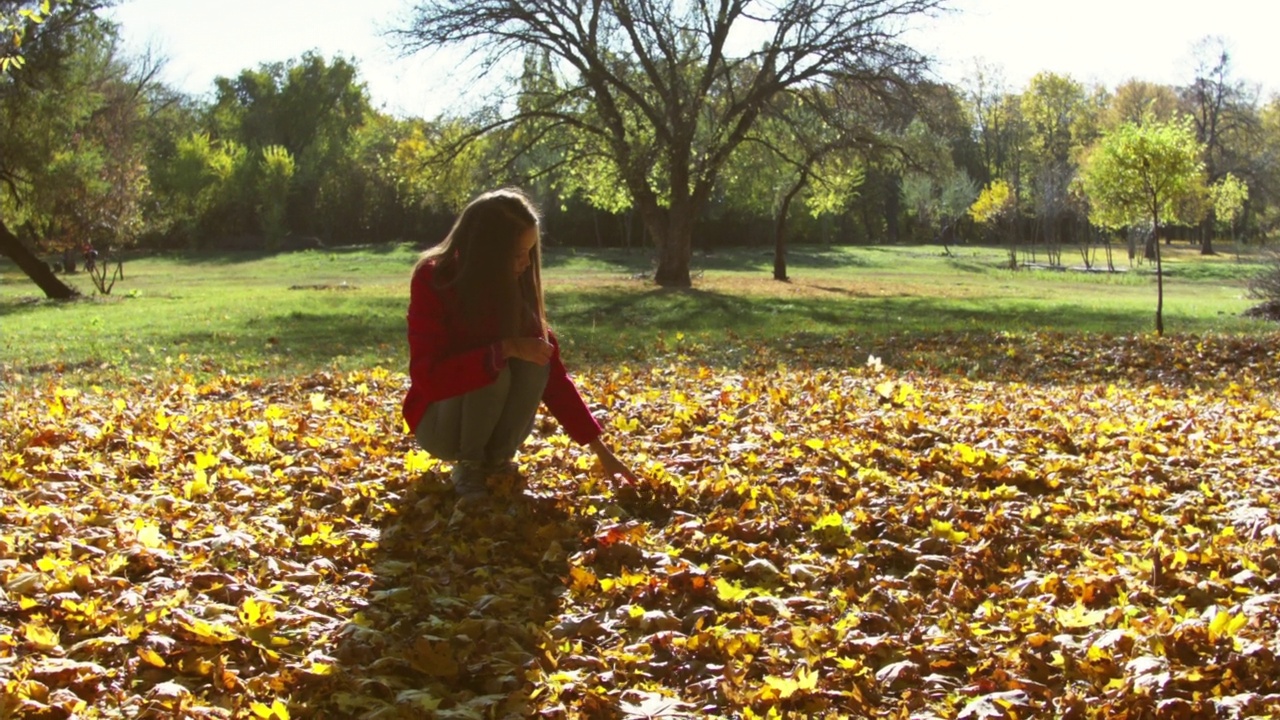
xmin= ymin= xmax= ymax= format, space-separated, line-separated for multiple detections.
xmin=4 ymin=1 xmax=1280 ymax=296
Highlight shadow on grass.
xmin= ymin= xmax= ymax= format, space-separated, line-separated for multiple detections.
xmin=539 ymin=245 xmax=875 ymax=274
xmin=545 ymin=286 xmax=1279 ymax=389
xmin=152 ymin=242 xmax=418 ymax=267
xmin=549 ymin=287 xmax=1148 ymax=340
xmin=159 ymin=296 xmax=408 ymax=370
xmin=0 ymin=291 xmax=108 ymax=319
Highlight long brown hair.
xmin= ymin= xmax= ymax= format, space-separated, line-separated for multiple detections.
xmin=415 ymin=188 xmax=547 ymax=338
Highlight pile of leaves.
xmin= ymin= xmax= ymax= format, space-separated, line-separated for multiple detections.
xmin=2 ymin=332 xmax=1279 ymax=719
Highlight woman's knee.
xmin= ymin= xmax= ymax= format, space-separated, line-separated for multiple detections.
xmin=415 ymin=402 xmax=460 ymax=459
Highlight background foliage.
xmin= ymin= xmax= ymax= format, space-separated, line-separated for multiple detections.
xmin=4 ymin=6 xmax=1280 ymax=278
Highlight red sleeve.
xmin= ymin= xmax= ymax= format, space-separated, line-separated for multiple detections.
xmin=402 ymin=265 xmax=506 ymax=432
xmin=541 ymin=331 xmax=603 ymax=445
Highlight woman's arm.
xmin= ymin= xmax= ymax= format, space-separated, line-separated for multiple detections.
xmin=588 ymin=436 xmax=639 ymax=485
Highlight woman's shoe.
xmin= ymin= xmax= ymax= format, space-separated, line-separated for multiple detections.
xmin=451 ymin=460 xmax=489 ymax=501
xmin=484 ymin=460 xmax=527 ymax=496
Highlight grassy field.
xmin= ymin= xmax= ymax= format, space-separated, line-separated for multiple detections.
xmin=1 ymin=241 xmax=1275 ymax=384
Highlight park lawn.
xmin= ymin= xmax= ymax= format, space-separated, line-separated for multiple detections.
xmin=1 ymin=242 xmax=1272 ymax=385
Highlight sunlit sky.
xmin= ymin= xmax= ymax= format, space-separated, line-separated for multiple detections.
xmin=106 ymin=0 xmax=1279 ymax=119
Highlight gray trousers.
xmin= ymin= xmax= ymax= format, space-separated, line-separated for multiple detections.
xmin=414 ymin=359 xmax=550 ymax=466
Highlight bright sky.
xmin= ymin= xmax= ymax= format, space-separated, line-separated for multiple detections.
xmin=106 ymin=0 xmax=1279 ymax=119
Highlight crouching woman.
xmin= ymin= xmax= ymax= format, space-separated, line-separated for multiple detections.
xmin=402 ymin=188 xmax=636 ymax=500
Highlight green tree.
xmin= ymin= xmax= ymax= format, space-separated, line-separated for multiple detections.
xmin=1081 ymin=116 xmax=1207 ymax=336
xmin=718 ymin=79 xmax=908 ymax=280
xmin=257 ymin=144 xmax=295 ymax=249
xmin=0 ymin=0 xmax=120 ymax=298
xmin=1249 ymin=99 xmax=1280 ymax=240
xmin=1019 ymin=72 xmax=1103 ymax=265
xmin=396 ymin=0 xmax=943 ymax=287
xmin=207 ymin=52 xmax=370 ymax=244
xmin=902 ymin=169 xmax=977 ymax=255
xmin=131 ymin=78 xmax=203 ymax=247
xmin=1208 ymin=172 xmax=1248 ymax=251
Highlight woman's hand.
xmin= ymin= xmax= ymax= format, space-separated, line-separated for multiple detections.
xmin=589 ymin=437 xmax=639 ymax=485
xmin=502 ymin=337 xmax=554 ymax=365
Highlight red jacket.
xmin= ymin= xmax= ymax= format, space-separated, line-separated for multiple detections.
xmin=402 ymin=261 xmax=602 ymax=445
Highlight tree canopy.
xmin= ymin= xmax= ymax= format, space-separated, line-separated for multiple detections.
xmin=1082 ymin=116 xmax=1206 ymax=335
xmin=394 ymin=0 xmax=944 ymax=286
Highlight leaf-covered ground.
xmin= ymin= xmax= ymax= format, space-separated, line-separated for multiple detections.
xmin=2 ymin=332 xmax=1279 ymax=719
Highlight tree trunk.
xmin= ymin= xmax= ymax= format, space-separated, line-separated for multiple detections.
xmin=645 ymin=204 xmax=694 ymax=288
xmin=884 ymin=191 xmax=900 ymax=243
xmin=1153 ymin=210 xmax=1164 ymax=337
xmin=0 ymin=218 xmax=80 ymax=300
xmin=773 ymin=176 xmax=806 ymax=282
xmin=654 ymin=233 xmax=692 ymax=286
xmin=1200 ymin=216 xmax=1217 ymax=255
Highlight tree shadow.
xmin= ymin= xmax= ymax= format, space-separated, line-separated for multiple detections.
xmin=149 ymin=243 xmax=418 ymax=267
xmin=296 ymin=467 xmax=586 ymax=717
xmin=550 ymin=286 xmax=1149 ymax=340
xmin=537 ymin=245 xmax=874 ymax=274
xmin=160 ymin=295 xmax=409 ymax=369
xmin=546 ymin=285 xmax=1268 ymax=389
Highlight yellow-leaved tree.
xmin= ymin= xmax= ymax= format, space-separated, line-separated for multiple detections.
xmin=968 ymin=179 xmax=1017 ymax=268
xmin=1081 ymin=115 xmax=1206 ymax=336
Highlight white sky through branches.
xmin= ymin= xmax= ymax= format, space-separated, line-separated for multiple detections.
xmin=108 ymin=0 xmax=1280 ymax=118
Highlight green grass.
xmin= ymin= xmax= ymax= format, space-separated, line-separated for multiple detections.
xmin=2 ymin=242 xmax=1274 ymax=385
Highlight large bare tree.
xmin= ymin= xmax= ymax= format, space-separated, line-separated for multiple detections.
xmin=394 ymin=0 xmax=944 ymax=287
xmin=1181 ymin=36 xmax=1258 ymax=255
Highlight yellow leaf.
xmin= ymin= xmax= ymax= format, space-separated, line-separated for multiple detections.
xmin=763 ymin=674 xmax=800 ymax=699
xmin=568 ymin=565 xmax=597 ymax=593
xmin=138 ymin=647 xmax=166 ymax=668
xmin=1227 ymin=612 xmax=1248 ymax=636
xmin=930 ymin=518 xmax=968 ymax=543
xmin=812 ymin=512 xmax=845 ymax=531
xmin=135 ymin=520 xmax=164 ymax=549
xmin=184 ymin=469 xmax=213 ymax=499
xmin=953 ymin=443 xmax=979 ymax=464
xmin=238 ymin=597 xmax=277 ymax=629
xmin=193 ymin=450 xmax=218 ymax=470
xmin=1207 ymin=609 xmax=1247 ymax=642
xmin=804 ymin=438 xmax=825 ymax=451
xmin=404 ymin=450 xmax=436 ymax=474
xmin=796 ymin=665 xmax=819 ymax=691
xmin=180 ymin=617 xmax=238 ymax=645
xmin=834 ymin=656 xmax=862 ymax=670
xmin=309 ymin=393 xmax=329 ymax=411
xmin=22 ymin=622 xmax=59 ymax=651
xmin=1056 ymin=603 xmax=1108 ymax=629
xmin=251 ymin=700 xmax=291 ymax=720
xmin=714 ymin=577 xmax=751 ymax=604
